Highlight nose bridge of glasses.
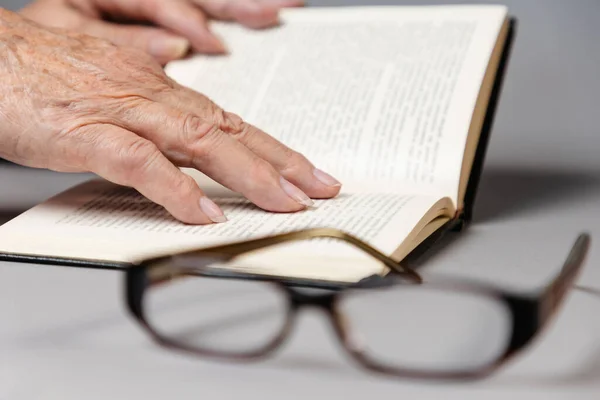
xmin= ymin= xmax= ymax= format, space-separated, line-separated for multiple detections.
xmin=289 ymin=289 xmax=336 ymax=310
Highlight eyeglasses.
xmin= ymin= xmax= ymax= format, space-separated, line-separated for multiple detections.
xmin=124 ymin=228 xmax=590 ymax=380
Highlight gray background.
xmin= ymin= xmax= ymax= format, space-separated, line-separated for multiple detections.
xmin=2 ymin=0 xmax=600 ymax=399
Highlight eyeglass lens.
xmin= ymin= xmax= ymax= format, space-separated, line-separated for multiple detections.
xmin=145 ymin=277 xmax=289 ymax=355
xmin=337 ymin=284 xmax=513 ymax=373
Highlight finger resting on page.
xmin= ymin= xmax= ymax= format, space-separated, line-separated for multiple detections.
xmin=73 ymin=123 xmax=218 ymax=225
xmin=155 ymin=86 xmax=342 ymax=199
xmin=115 ymin=101 xmax=313 ymax=213
xmin=219 ymin=112 xmax=342 ymax=199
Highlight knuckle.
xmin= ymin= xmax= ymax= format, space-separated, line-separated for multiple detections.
xmin=181 ymin=114 xmax=223 ymax=158
xmin=181 ymin=114 xmax=210 ymax=138
xmin=116 ymin=138 xmax=161 ymax=181
xmin=219 ymin=111 xmax=245 ymax=135
xmin=121 ymin=137 xmax=159 ymax=163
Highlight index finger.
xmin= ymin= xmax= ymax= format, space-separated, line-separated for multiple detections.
xmin=74 ymin=123 xmax=226 ymax=225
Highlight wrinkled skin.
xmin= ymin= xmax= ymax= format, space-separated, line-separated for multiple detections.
xmin=0 ymin=9 xmax=341 ymax=224
xmin=20 ymin=0 xmax=305 ymax=64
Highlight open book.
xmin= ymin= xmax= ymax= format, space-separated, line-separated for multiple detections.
xmin=0 ymin=5 xmax=515 ymax=284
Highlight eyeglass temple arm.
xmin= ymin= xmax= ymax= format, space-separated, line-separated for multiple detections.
xmin=170 ymin=228 xmax=422 ymax=283
xmin=540 ymin=233 xmax=591 ymax=322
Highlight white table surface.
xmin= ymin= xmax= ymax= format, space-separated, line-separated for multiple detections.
xmin=2 ymin=0 xmax=600 ymax=399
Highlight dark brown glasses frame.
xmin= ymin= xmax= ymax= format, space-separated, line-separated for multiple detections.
xmin=124 ymin=228 xmax=590 ymax=380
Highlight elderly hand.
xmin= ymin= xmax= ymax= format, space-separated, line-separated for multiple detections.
xmin=19 ymin=0 xmax=304 ymax=64
xmin=0 ymin=9 xmax=341 ymax=224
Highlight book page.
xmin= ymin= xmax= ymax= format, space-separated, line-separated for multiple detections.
xmin=166 ymin=5 xmax=507 ymax=206
xmin=0 ymin=179 xmax=452 ymax=281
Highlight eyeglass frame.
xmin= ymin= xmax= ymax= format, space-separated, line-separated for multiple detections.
xmin=124 ymin=228 xmax=590 ymax=380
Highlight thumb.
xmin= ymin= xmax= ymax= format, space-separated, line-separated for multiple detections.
xmin=84 ymin=20 xmax=190 ymax=64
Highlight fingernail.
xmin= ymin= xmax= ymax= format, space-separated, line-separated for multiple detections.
xmin=313 ymin=168 xmax=342 ymax=187
xmin=207 ymin=35 xmax=228 ymax=54
xmin=196 ymin=32 xmax=228 ymax=54
xmin=149 ymin=37 xmax=190 ymax=59
xmin=199 ymin=197 xmax=228 ymax=223
xmin=241 ymin=2 xmax=279 ymax=25
xmin=280 ymin=177 xmax=314 ymax=207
